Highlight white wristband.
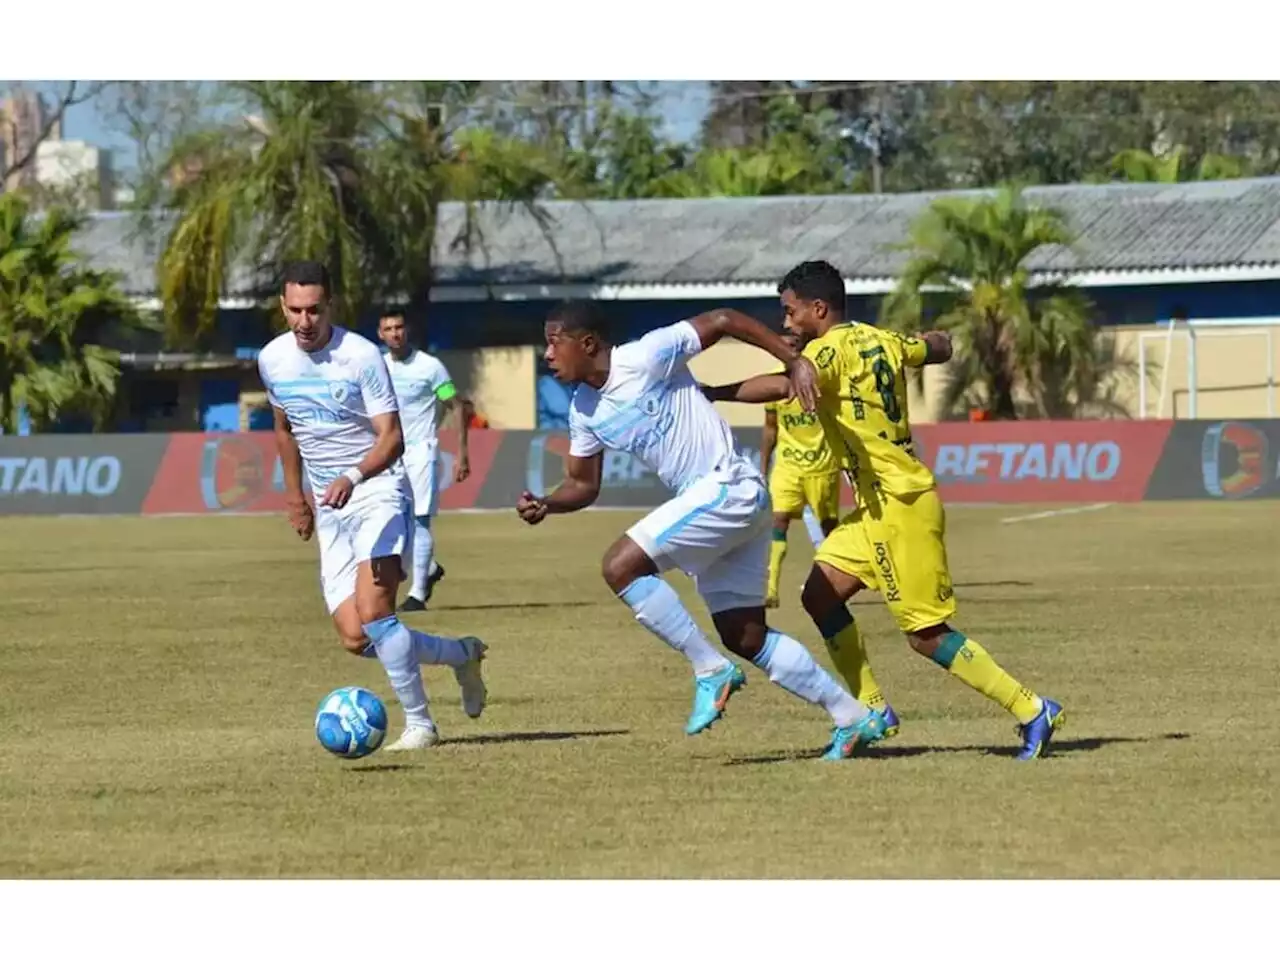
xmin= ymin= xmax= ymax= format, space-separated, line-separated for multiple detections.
xmin=342 ymin=467 xmax=364 ymax=486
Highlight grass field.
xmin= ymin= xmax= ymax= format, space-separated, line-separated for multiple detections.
xmin=1 ymin=501 xmax=1278 ymax=878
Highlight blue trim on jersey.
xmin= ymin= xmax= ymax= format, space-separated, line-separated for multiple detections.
xmin=654 ymin=482 xmax=729 ymax=547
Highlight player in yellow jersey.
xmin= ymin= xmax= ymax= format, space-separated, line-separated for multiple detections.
xmin=705 ymin=261 xmax=1064 ymax=760
xmin=760 ymin=332 xmax=844 ymax=608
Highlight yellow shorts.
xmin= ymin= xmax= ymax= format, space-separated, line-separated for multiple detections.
xmin=768 ymin=467 xmax=842 ymax=523
xmin=814 ymin=486 xmax=956 ymax=633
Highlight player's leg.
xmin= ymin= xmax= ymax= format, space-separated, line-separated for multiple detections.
xmin=348 ymin=495 xmax=486 ymax=749
xmin=401 ymin=451 xmax=442 ymax=611
xmin=765 ymin=468 xmax=803 ymax=608
xmin=681 ymin=475 xmax=885 ymax=756
xmin=883 ymin=489 xmax=1063 ymax=760
xmin=608 ymin=484 xmax=745 ymax=734
xmin=802 ymin=500 xmax=899 ymax=736
xmin=801 ymin=472 xmax=841 ymax=548
xmin=698 ymin=520 xmax=885 ymax=761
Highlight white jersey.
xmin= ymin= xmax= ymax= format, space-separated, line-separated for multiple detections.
xmin=384 ymin=348 xmax=455 ymax=457
xmin=568 ymin=321 xmax=758 ymax=494
xmin=258 ymin=326 xmax=405 ymax=496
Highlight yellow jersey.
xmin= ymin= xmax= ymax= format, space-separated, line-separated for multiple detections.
xmin=802 ymin=322 xmax=936 ymax=499
xmin=765 ymin=371 xmax=837 ymax=477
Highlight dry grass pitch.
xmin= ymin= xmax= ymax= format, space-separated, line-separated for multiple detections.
xmin=1 ymin=501 xmax=1277 ymax=878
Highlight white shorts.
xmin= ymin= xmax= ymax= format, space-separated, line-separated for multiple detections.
xmin=315 ymin=481 xmax=413 ymax=614
xmin=626 ymin=471 xmax=771 ymax=615
xmin=403 ymin=444 xmax=441 ymax=519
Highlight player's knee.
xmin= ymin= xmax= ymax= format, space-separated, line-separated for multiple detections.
xmin=601 ymin=537 xmax=651 ymax=594
xmin=712 ymin=609 xmax=766 ymax=659
xmin=771 ymin=513 xmax=791 ymax=534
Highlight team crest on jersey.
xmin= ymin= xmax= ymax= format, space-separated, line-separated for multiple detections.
xmin=641 ymin=394 xmax=661 ymax=416
xmin=814 ymin=346 xmax=836 ymax=369
xmin=328 ymin=381 xmax=350 ymax=404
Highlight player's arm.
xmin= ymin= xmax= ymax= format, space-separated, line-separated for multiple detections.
xmin=703 ymin=374 xmax=792 ymax=405
xmin=517 ymin=452 xmax=602 ymax=525
xmin=761 ymin=406 xmax=778 ymax=475
xmin=271 ymin=405 xmax=313 ymax=541
xmin=902 ymin=330 xmax=952 ymax=367
xmin=433 ymin=372 xmax=471 ymax=482
xmin=356 ymin=411 xmax=406 ymax=482
xmin=685 ymin=309 xmax=820 ymax=411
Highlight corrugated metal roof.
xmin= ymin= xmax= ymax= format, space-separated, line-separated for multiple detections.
xmin=74 ymin=176 xmax=1280 ymax=297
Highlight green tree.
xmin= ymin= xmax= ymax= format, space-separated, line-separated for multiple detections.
xmin=0 ymin=194 xmax=149 ymax=433
xmin=1105 ymin=145 xmax=1251 ymax=183
xmin=147 ymin=81 xmax=557 ymax=347
xmin=883 ymin=186 xmax=1126 ymax=419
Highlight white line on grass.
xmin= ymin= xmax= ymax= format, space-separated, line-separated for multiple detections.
xmin=1001 ymin=502 xmax=1115 ymax=525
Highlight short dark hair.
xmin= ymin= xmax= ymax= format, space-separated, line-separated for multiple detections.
xmin=547 ymin=300 xmax=609 ymax=340
xmin=280 ymin=260 xmax=331 ymax=297
xmin=778 ymin=260 xmax=845 ymax=316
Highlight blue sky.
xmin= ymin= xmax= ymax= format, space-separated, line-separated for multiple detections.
xmin=44 ymin=81 xmax=711 ymax=172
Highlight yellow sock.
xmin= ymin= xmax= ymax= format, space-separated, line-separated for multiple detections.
xmin=817 ymin=609 xmax=886 ymax=711
xmin=930 ymin=632 xmax=1041 ymax=724
xmin=766 ymin=532 xmax=787 ymax=599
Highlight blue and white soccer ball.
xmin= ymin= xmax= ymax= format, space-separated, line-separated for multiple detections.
xmin=315 ymin=686 xmax=388 ymax=759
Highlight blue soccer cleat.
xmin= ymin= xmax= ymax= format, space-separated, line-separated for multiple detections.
xmin=881 ymin=704 xmax=901 ymax=739
xmin=1016 ymin=697 xmax=1066 ymax=761
xmin=686 ymin=664 xmax=746 ymax=735
xmin=823 ymin=710 xmax=888 ymax=761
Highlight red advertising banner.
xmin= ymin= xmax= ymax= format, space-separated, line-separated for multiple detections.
xmin=141 ymin=430 xmax=503 ymax=515
xmin=909 ymin=420 xmax=1173 ymax=503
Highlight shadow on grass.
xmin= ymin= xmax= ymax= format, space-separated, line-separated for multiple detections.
xmin=346 ymin=763 xmax=415 ymax=774
xmin=409 ymin=601 xmax=602 ymax=613
xmin=724 ymin=732 xmax=1191 ymax=767
xmin=445 ymin=728 xmax=631 ymax=747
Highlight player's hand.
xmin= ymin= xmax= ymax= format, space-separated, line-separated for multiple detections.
xmin=786 ymin=355 xmax=821 ymax=413
xmin=320 ymin=475 xmax=355 ymax=510
xmin=516 ymin=490 xmax=549 ymax=525
xmin=285 ymin=494 xmax=314 ymax=541
xmin=454 ymin=456 xmax=471 ymax=484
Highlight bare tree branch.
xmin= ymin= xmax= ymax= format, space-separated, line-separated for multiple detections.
xmin=0 ymin=81 xmax=112 ymax=187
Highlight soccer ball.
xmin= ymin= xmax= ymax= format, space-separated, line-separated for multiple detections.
xmin=315 ymin=686 xmax=388 ymax=759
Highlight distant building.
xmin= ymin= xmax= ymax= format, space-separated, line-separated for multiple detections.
xmin=35 ymin=139 xmax=114 ymax=210
xmin=1 ymin=89 xmax=59 ymax=193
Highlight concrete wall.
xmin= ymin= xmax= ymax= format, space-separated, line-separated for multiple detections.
xmin=437 ymin=346 xmax=537 ymax=429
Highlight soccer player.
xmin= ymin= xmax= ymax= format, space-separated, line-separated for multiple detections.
xmin=515 ymin=302 xmax=886 ymax=760
xmin=260 ymin=261 xmax=487 ymax=751
xmin=759 ymin=331 xmax=844 ymax=608
xmin=704 ymin=261 xmax=1064 ymax=760
xmin=377 ymin=313 xmax=470 ymax=612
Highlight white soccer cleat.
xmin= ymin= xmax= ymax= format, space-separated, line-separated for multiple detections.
xmin=383 ymin=723 xmax=441 ymax=751
xmin=453 ymin=637 xmax=488 ymax=719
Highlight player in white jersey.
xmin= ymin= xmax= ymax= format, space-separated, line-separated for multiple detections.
xmin=260 ymin=261 xmax=487 ymax=751
xmin=377 ymin=313 xmax=471 ymax=612
xmin=516 ymin=302 xmax=886 ymax=760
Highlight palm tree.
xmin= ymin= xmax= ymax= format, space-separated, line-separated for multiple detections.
xmin=883 ymin=186 xmax=1126 ymax=420
xmin=147 ymin=81 xmax=558 ymax=348
xmin=0 ymin=194 xmax=150 ymax=433
xmin=1106 ymin=146 xmax=1250 ymax=183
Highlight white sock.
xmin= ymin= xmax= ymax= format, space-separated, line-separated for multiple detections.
xmin=409 ymin=517 xmax=434 ymax=601
xmin=802 ymin=507 xmax=825 ymax=548
xmin=363 ymin=616 xmax=432 ymax=728
xmin=411 ymin=628 xmax=471 ymax=667
xmin=619 ymin=576 xmax=731 ymax=677
xmin=751 ymin=629 xmax=866 ymax=727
